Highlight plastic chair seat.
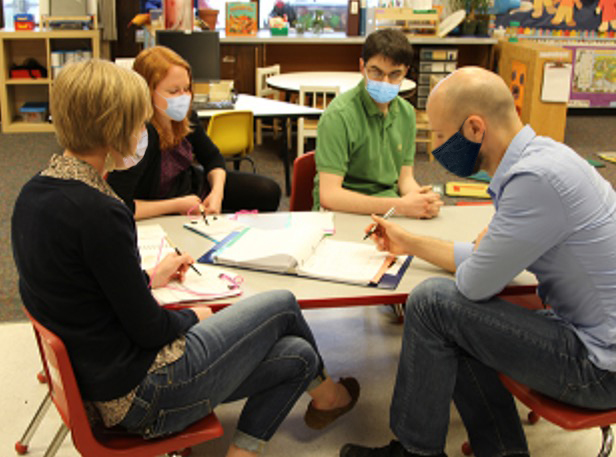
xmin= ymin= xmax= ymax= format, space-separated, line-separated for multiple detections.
xmin=23 ymin=309 xmax=223 ymax=457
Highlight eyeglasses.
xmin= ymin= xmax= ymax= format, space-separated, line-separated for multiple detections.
xmin=366 ymin=66 xmax=406 ymax=83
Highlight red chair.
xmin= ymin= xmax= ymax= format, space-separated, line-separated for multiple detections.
xmin=462 ymin=290 xmax=616 ymax=457
xmin=23 ymin=310 xmax=223 ymax=457
xmin=289 ymin=151 xmax=316 ymax=212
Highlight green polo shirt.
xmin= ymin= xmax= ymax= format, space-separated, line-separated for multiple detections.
xmin=312 ymin=80 xmax=416 ymax=210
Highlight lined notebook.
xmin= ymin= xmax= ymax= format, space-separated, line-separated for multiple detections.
xmin=137 ymin=224 xmax=242 ymax=305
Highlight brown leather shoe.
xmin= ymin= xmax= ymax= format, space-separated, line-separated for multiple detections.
xmin=304 ymin=377 xmax=360 ymax=430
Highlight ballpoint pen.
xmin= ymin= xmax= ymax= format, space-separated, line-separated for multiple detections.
xmin=165 ymin=236 xmax=202 ymax=276
xmin=199 ymin=204 xmax=209 ymax=226
xmin=363 ymin=207 xmax=396 ymax=240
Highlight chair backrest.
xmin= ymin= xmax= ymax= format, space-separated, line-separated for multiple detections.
xmin=207 ymin=110 xmax=254 ymax=158
xmin=25 ymin=309 xmax=223 ymax=456
xmin=256 ymin=64 xmax=281 ymax=98
xmin=290 ymin=151 xmax=316 ymax=211
xmin=298 ymin=85 xmax=340 ymax=109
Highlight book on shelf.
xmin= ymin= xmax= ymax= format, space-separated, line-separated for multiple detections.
xmin=137 ymin=224 xmax=242 ymax=305
xmin=225 ymin=2 xmax=257 ymax=36
xmin=196 ymin=218 xmax=411 ymax=289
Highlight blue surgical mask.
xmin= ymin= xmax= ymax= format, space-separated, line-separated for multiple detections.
xmin=432 ymin=119 xmax=483 ymax=177
xmin=365 ymin=71 xmax=400 ymax=104
xmin=156 ymin=92 xmax=191 ymax=122
xmin=124 ymin=129 xmax=148 ymax=169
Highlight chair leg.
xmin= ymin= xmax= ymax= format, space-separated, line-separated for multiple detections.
xmin=15 ymin=391 xmax=53 ymax=455
xmin=43 ymin=424 xmax=69 ymax=457
xmin=244 ymin=156 xmax=257 ymax=174
xmin=256 ymin=119 xmax=263 ymax=145
xmin=599 ymin=426 xmax=614 ymax=457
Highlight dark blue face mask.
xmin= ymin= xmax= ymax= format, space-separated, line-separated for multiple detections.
xmin=432 ymin=119 xmax=483 ymax=177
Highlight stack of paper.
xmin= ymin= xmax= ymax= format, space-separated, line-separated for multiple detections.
xmin=137 ymin=224 xmax=242 ymax=305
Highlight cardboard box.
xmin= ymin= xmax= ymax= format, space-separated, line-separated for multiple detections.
xmin=226 ymin=2 xmax=257 ymax=36
xmin=14 ymin=13 xmax=35 ymax=30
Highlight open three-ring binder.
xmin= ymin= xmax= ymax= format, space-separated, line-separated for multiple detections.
xmin=198 ymin=226 xmax=412 ymax=289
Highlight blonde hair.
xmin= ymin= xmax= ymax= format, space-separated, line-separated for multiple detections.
xmin=51 ymin=59 xmax=151 ymax=158
xmin=133 ymin=46 xmax=193 ymax=150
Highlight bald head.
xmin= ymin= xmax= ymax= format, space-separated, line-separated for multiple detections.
xmin=428 ymin=67 xmax=518 ymax=129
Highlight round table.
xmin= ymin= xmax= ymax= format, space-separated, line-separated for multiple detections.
xmin=267 ymin=71 xmax=416 ymax=93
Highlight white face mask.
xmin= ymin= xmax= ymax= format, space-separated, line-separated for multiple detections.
xmin=156 ymin=91 xmax=191 ymax=122
xmin=123 ymin=128 xmax=148 ymax=169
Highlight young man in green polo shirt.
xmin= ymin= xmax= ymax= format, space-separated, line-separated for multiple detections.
xmin=312 ymin=28 xmax=443 ymax=218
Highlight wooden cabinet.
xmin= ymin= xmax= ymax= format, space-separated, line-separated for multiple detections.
xmin=0 ymin=29 xmax=100 ymax=133
xmin=220 ymin=43 xmax=264 ymax=95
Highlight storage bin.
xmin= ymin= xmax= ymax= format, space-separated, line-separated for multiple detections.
xmin=20 ymin=102 xmax=49 ymax=123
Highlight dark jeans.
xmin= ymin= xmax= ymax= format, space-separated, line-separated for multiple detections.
xmin=391 ymin=277 xmax=616 ymax=457
xmin=195 ymin=165 xmax=281 ymax=212
xmin=119 ymin=290 xmax=325 ymax=454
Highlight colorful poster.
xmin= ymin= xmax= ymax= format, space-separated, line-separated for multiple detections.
xmin=226 ymin=2 xmax=258 ymax=35
xmin=567 ymin=45 xmax=616 ymax=107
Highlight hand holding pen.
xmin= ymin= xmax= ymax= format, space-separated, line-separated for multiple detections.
xmin=364 ymin=209 xmax=410 ymax=256
xmin=363 ymin=207 xmax=396 ymax=240
xmin=165 ymin=236 xmax=201 ymax=276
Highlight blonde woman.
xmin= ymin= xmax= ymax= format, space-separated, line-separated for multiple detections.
xmin=12 ymin=59 xmax=358 ymax=457
xmin=107 ymin=46 xmax=280 ymax=220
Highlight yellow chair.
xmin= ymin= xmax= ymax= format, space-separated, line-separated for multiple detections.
xmin=297 ymin=85 xmax=340 ymax=156
xmin=207 ymin=110 xmax=256 ymax=172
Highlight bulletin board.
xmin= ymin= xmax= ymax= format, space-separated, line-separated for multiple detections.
xmin=566 ymin=44 xmax=616 ymax=107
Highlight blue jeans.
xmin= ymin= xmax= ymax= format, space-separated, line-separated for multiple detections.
xmin=119 ymin=290 xmax=325 ymax=454
xmin=391 ymin=278 xmax=616 ymax=457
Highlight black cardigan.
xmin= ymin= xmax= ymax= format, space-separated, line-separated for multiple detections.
xmin=107 ymin=112 xmax=226 ymax=213
xmin=11 ymin=175 xmax=198 ymax=401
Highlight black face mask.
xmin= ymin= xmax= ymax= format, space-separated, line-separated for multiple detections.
xmin=432 ymin=119 xmax=483 ymax=177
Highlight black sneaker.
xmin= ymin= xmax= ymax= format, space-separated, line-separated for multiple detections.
xmin=340 ymin=440 xmax=447 ymax=457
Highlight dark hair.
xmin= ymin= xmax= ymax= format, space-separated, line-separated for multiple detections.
xmin=362 ymin=28 xmax=413 ymax=66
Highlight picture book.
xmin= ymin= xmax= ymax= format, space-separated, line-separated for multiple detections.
xmin=137 ymin=224 xmax=242 ymax=305
xmin=198 ymin=222 xmax=410 ymax=288
xmin=445 ymin=182 xmax=491 ymax=199
xmin=225 ymin=2 xmax=257 ymax=36
xmin=597 ymin=152 xmax=616 ymax=164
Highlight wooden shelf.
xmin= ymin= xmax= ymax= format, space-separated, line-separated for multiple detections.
xmin=0 ymin=29 xmax=100 ymax=133
xmin=6 ymin=78 xmax=51 ymax=85
xmin=2 ymin=121 xmax=55 ymax=133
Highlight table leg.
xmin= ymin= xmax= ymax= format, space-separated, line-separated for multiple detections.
xmin=281 ymin=115 xmax=291 ymax=196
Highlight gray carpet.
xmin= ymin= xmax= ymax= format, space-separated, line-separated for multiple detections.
xmin=1 ymin=112 xmax=615 ymax=322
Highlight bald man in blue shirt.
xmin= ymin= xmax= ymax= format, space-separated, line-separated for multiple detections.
xmin=341 ymin=66 xmax=616 ymax=457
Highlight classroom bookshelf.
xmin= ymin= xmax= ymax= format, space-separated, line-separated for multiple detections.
xmin=0 ymin=28 xmax=100 ymax=133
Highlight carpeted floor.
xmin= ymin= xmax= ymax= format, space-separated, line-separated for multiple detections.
xmin=1 ymin=111 xmax=615 ymax=322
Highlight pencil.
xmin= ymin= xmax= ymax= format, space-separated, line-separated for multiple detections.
xmin=165 ymin=236 xmax=201 ymax=276
xmin=363 ymin=207 xmax=396 ymax=240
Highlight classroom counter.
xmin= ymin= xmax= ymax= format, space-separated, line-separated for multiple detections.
xmin=219 ymin=30 xmax=498 ymax=45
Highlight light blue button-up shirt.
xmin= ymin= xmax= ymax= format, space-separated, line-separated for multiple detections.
xmin=453 ymin=125 xmax=616 ymax=371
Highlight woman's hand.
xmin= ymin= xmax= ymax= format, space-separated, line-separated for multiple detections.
xmin=148 ymin=252 xmax=194 ymax=289
xmin=173 ymin=194 xmax=202 ymax=216
xmin=189 ymin=306 xmax=213 ymax=321
xmin=365 ymin=214 xmax=411 ymax=256
xmin=202 ymin=190 xmax=223 ymax=215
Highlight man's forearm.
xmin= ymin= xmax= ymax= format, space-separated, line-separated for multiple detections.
xmin=403 ymin=233 xmax=456 ymax=273
xmin=320 ymin=186 xmax=403 ymax=215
